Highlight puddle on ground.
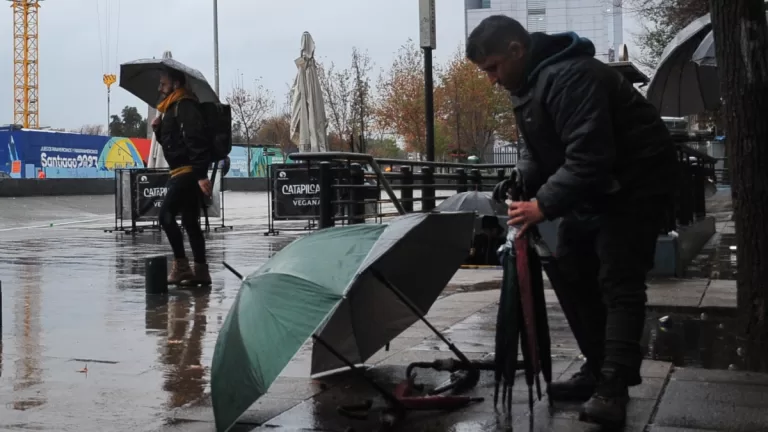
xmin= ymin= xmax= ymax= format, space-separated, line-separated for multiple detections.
xmin=642 ymin=311 xmax=742 ymax=370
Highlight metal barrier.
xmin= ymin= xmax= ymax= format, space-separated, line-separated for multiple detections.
xmin=107 ymin=167 xmax=226 ymax=234
xmin=672 ymin=137 xmax=718 ymax=231
xmin=265 ymin=147 xmax=717 ymax=233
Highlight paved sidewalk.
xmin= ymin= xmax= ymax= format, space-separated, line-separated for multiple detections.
xmin=166 ymin=282 xmax=768 ymax=432
xmin=450 ymin=269 xmax=737 ymax=314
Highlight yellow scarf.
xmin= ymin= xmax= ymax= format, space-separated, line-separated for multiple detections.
xmin=156 ymin=88 xmax=195 ymax=113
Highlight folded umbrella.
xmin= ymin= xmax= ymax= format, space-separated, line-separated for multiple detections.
xmin=211 ymin=212 xmax=475 ymax=432
xmin=119 ymin=57 xmax=219 ymax=108
xmin=493 ymin=173 xmax=552 ymax=427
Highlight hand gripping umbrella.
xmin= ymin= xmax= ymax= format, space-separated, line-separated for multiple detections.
xmin=491 ymin=170 xmax=606 ymax=427
xmin=212 ymin=212 xmax=484 ymax=432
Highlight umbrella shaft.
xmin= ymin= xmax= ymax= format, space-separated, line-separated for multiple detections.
xmin=311 ymin=334 xmax=403 ymax=409
xmin=370 ymin=269 xmax=475 ymax=367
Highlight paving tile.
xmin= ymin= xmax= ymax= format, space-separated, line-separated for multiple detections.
xmin=672 ymin=367 xmax=768 ymax=386
xmin=700 ymin=279 xmax=737 ymax=309
xmin=641 ymin=360 xmax=673 ymax=378
xmin=661 ymin=379 xmax=768 ymax=407
xmin=648 ymin=427 xmax=727 ymax=432
xmin=653 ymin=399 xmax=768 ymax=431
xmin=630 ymin=377 xmax=665 ymax=400
xmin=646 ymin=280 xmax=707 ymax=308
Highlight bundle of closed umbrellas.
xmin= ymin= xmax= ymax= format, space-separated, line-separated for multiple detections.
xmin=210 ymin=177 xmax=580 ymax=431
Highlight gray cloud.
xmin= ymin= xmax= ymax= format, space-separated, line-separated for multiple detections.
xmin=0 ymin=0 xmax=639 ymax=130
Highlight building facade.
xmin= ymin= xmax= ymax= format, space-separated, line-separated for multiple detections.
xmin=465 ymin=0 xmax=623 ymax=62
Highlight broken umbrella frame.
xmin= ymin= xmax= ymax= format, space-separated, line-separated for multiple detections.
xmin=403 ymin=170 xmax=571 ymax=428
xmin=222 ymin=263 xmax=485 ymax=431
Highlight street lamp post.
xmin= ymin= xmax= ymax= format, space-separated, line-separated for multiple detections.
xmin=419 ymin=0 xmax=436 ymax=162
xmin=213 ymin=0 xmax=220 ymax=96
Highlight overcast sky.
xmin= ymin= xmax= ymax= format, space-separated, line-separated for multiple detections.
xmin=0 ymin=0 xmax=642 ymax=130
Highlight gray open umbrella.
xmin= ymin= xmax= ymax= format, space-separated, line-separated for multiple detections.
xmin=310 ymin=211 xmax=475 ymax=374
xmin=119 ymin=58 xmax=219 ymax=108
xmin=646 ymin=15 xmax=720 ymax=116
xmin=434 ymin=191 xmax=508 ymax=216
xmin=692 ymin=11 xmax=768 ymax=67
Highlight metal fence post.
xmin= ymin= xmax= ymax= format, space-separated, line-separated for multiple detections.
xmin=693 ymin=162 xmax=707 ymax=219
xmin=422 ymin=166 xmax=435 ymax=211
xmin=319 ymin=162 xmax=334 ymax=229
xmin=349 ymin=163 xmax=365 ymax=224
xmin=470 ymin=169 xmax=482 ymax=191
xmin=497 ymin=169 xmax=507 ymax=185
xmin=456 ymin=168 xmax=468 ymax=193
xmin=401 ymin=166 xmax=414 ymax=213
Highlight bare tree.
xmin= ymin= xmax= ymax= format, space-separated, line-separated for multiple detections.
xmin=318 ymin=60 xmax=354 ymax=149
xmin=73 ymin=124 xmax=106 ymax=135
xmin=350 ymin=47 xmax=374 ymax=153
xmin=317 ymin=48 xmax=375 ymax=152
xmin=226 ymin=77 xmax=275 ymax=146
xmin=258 ymin=116 xmax=294 ymax=161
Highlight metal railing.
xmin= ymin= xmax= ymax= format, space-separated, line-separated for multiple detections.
xmin=267 ymin=146 xmax=717 ymax=233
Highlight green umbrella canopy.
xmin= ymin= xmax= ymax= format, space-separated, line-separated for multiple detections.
xmin=211 ymin=212 xmax=474 ymax=432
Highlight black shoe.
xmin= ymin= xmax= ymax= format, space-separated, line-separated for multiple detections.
xmin=579 ymin=369 xmax=630 ymax=429
xmin=548 ymin=362 xmax=599 ymax=402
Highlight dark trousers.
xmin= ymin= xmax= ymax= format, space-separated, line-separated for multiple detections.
xmin=158 ymin=173 xmax=206 ymax=264
xmin=554 ymin=194 xmax=668 ymax=378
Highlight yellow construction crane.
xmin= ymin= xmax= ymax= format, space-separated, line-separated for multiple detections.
xmin=9 ymin=0 xmax=42 ymax=129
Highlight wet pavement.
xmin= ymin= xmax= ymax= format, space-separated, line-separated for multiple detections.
xmin=0 ymin=189 xmax=750 ymax=432
xmin=0 ymin=193 xmax=297 ymax=431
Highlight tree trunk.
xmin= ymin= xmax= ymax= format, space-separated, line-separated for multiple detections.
xmin=710 ymin=0 xmax=768 ymax=372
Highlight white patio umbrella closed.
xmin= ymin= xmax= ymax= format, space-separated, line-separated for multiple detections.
xmin=290 ymin=32 xmax=328 ymax=153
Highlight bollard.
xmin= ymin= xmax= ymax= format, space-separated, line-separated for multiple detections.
xmin=318 ymin=162 xmax=334 ymax=229
xmin=145 ymin=256 xmax=168 ymax=294
xmin=400 ymin=166 xmax=414 ymax=213
xmin=456 ymin=168 xmax=468 ymax=193
xmin=421 ymin=166 xmax=436 ymax=211
xmin=470 ymin=169 xmax=482 ymax=191
xmin=349 ymin=163 xmax=365 ymax=224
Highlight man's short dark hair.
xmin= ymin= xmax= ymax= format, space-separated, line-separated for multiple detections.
xmin=162 ymin=67 xmax=186 ymax=86
xmin=466 ymin=15 xmax=531 ymax=63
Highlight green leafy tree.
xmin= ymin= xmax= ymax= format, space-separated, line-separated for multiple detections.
xmin=366 ymin=137 xmax=404 ymax=159
xmin=109 ymin=106 xmax=147 ymax=137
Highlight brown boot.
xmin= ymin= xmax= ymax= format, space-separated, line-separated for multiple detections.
xmin=182 ymin=262 xmax=212 ymax=287
xmin=168 ymin=258 xmax=194 ymax=285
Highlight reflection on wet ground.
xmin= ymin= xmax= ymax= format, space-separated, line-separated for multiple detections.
xmin=643 ymin=311 xmax=741 ymax=370
xmin=0 ymin=195 xmax=299 ymax=431
xmin=0 ymin=191 xmax=739 ymax=431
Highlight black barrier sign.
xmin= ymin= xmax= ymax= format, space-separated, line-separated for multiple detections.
xmin=273 ymin=168 xmax=321 ymax=218
xmin=135 ymin=171 xmax=170 ymax=219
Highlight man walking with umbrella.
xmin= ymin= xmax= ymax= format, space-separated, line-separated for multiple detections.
xmin=153 ymin=67 xmax=212 ymax=285
xmin=466 ymin=16 xmax=678 ymax=427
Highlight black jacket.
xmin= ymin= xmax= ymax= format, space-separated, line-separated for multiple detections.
xmin=154 ymin=98 xmax=210 ymax=180
xmin=512 ymin=32 xmax=678 ymax=220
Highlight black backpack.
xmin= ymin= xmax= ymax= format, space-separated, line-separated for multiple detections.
xmin=175 ymin=100 xmax=232 ymax=163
